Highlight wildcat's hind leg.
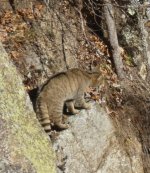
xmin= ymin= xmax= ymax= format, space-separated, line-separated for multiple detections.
xmin=52 ymin=102 xmax=69 ymax=130
xmin=54 ymin=114 xmax=69 ymax=130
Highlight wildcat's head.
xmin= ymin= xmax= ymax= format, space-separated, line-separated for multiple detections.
xmin=89 ymin=64 xmax=107 ymax=88
xmin=90 ymin=73 xmax=105 ymax=87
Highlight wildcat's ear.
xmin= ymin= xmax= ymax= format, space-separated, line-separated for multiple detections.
xmin=91 ymin=64 xmax=101 ymax=73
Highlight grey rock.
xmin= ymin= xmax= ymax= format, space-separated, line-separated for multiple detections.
xmin=53 ymin=103 xmax=144 ymax=173
xmin=0 ymin=42 xmax=56 ymax=173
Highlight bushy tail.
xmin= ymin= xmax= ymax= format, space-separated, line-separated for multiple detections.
xmin=36 ymin=98 xmax=51 ymax=135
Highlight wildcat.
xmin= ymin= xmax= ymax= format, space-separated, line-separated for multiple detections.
xmin=36 ymin=68 xmax=102 ymax=135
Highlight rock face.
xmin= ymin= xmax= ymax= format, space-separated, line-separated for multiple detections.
xmin=113 ymin=0 xmax=150 ymax=79
xmin=0 ymin=0 xmax=79 ymax=88
xmin=0 ymin=42 xmax=56 ymax=173
xmin=53 ymin=103 xmax=144 ymax=173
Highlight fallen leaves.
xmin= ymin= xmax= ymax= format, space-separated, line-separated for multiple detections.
xmin=10 ymin=50 xmax=21 ymax=60
xmin=76 ymin=33 xmax=123 ymax=107
xmin=0 ymin=2 xmax=45 ymax=43
xmin=0 ymin=1 xmax=124 ymax=110
xmin=0 ymin=4 xmax=45 ymax=91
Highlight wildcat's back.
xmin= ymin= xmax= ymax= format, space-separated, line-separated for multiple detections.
xmin=36 ymin=68 xmax=101 ymax=135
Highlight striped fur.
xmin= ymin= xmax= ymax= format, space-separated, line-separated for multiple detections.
xmin=35 ymin=68 xmax=102 ymax=135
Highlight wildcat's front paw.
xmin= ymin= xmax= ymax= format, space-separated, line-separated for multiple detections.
xmin=84 ymin=103 xmax=92 ymax=110
xmin=86 ymin=103 xmax=92 ymax=109
xmin=72 ymin=109 xmax=80 ymax=114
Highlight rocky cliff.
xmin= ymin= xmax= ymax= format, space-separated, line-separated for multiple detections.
xmin=0 ymin=42 xmax=56 ymax=173
xmin=0 ymin=0 xmax=150 ymax=173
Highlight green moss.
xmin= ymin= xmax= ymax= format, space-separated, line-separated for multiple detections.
xmin=0 ymin=43 xmax=56 ymax=173
xmin=124 ymin=53 xmax=135 ymax=67
xmin=11 ymin=116 xmax=56 ymax=173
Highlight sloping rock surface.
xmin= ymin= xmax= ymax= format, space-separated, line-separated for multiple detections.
xmin=54 ymin=103 xmax=144 ymax=173
xmin=0 ymin=42 xmax=56 ymax=173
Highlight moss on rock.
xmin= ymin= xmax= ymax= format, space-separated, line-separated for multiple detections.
xmin=0 ymin=42 xmax=56 ymax=173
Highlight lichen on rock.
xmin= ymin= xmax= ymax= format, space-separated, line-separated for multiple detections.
xmin=0 ymin=42 xmax=56 ymax=173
